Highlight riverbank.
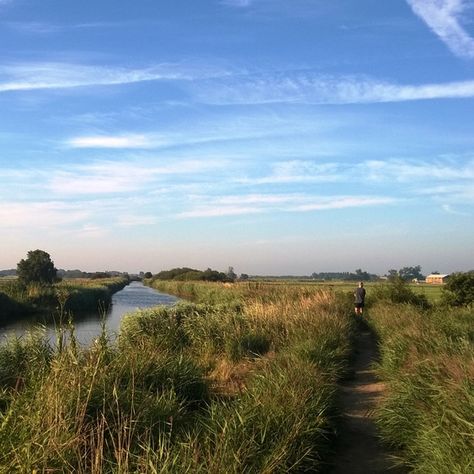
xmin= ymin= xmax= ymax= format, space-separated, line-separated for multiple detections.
xmin=0 ymin=277 xmax=129 ymax=325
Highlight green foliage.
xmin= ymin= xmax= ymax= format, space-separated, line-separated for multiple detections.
xmin=188 ymin=355 xmax=336 ymax=473
xmin=442 ymin=271 xmax=474 ymax=307
xmin=153 ymin=267 xmax=232 ymax=282
xmin=371 ymin=276 xmax=430 ymax=308
xmin=367 ymin=302 xmax=474 ymax=472
xmin=16 ymin=249 xmax=58 ymax=287
xmin=0 ymin=280 xmax=354 ymax=472
xmin=0 ymin=277 xmax=128 ymax=323
xmin=386 ymin=265 xmax=425 ymax=281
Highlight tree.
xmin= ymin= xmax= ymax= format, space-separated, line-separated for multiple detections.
xmin=442 ymin=271 xmax=474 ymax=307
xmin=226 ymin=266 xmax=237 ymax=282
xmin=398 ymin=265 xmax=424 ymax=281
xmin=144 ymin=272 xmax=153 ymax=279
xmin=17 ymin=249 xmax=58 ymax=286
xmin=387 ymin=269 xmax=398 ymax=280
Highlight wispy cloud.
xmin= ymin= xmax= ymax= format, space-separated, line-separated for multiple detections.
xmin=221 ymin=0 xmax=254 ymax=7
xmin=194 ymin=71 xmax=474 ymax=104
xmin=407 ymin=0 xmax=474 ymax=59
xmin=0 ymin=61 xmax=229 ymax=93
xmin=47 ymin=159 xmax=228 ymax=195
xmin=178 ymin=194 xmax=395 ymax=218
xmin=363 ymin=158 xmax=474 ymax=182
xmin=0 ymin=201 xmax=90 ymax=229
xmin=3 ymin=60 xmax=474 ymax=105
xmin=441 ymin=203 xmax=471 ymax=215
xmin=67 ymin=135 xmax=153 ymax=149
xmin=238 ymin=161 xmax=342 ymax=185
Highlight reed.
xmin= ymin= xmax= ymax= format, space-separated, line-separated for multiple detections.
xmin=0 ymin=280 xmax=354 ymax=472
xmin=367 ymin=302 xmax=474 ymax=472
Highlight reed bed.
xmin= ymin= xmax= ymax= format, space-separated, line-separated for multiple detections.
xmin=367 ymin=302 xmax=474 ymax=473
xmin=0 ymin=281 xmax=354 ymax=472
xmin=0 ymin=277 xmax=128 ymax=324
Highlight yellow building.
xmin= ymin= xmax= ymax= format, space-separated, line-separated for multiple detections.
xmin=426 ymin=274 xmax=450 ymax=284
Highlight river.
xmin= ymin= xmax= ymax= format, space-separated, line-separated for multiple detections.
xmin=0 ymin=281 xmax=179 ymax=346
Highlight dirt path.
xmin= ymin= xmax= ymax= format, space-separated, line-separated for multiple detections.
xmin=329 ymin=321 xmax=406 ymax=473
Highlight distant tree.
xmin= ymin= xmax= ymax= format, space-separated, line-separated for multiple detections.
xmin=442 ymin=271 xmax=474 ymax=307
xmin=17 ymin=249 xmax=58 ymax=286
xmin=144 ymin=272 xmax=153 ymax=279
xmin=398 ymin=265 xmax=424 ymax=282
xmin=387 ymin=269 xmax=399 ymax=280
xmin=430 ymin=271 xmax=440 ymax=275
xmin=91 ymin=272 xmax=111 ymax=280
xmin=226 ymin=266 xmax=237 ymax=282
xmin=240 ymin=273 xmax=249 ymax=281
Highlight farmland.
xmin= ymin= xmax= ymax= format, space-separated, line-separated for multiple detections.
xmin=0 ymin=278 xmax=472 ymax=472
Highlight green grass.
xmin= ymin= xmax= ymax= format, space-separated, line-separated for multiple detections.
xmin=367 ymin=303 xmax=474 ymax=473
xmin=0 ymin=277 xmax=129 ymax=325
xmin=0 ymin=280 xmax=354 ymax=472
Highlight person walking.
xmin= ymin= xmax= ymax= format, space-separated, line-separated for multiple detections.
xmin=354 ymin=281 xmax=366 ymax=315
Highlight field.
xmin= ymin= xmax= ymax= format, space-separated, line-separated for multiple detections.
xmin=0 ymin=278 xmax=471 ymax=472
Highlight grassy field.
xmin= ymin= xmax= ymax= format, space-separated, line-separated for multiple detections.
xmin=0 ymin=278 xmax=469 ymax=472
xmin=0 ymin=280 xmax=355 ymax=472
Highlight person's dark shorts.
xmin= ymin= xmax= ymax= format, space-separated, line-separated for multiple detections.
xmin=355 ymin=302 xmax=364 ymax=309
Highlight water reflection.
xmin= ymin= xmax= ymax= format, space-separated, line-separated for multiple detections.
xmin=0 ymin=282 xmax=179 ymax=346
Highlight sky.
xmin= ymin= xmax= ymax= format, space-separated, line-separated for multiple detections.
xmin=1 ymin=0 xmax=474 ymax=275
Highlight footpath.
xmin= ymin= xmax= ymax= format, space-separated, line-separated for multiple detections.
xmin=330 ymin=320 xmax=407 ymax=473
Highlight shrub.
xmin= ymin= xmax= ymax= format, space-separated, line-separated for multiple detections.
xmin=371 ymin=276 xmax=430 ymax=308
xmin=442 ymin=271 xmax=474 ymax=307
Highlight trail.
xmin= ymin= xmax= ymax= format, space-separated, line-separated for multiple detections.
xmin=329 ymin=320 xmax=406 ymax=473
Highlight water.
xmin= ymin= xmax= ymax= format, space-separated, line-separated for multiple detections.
xmin=0 ymin=281 xmax=179 ymax=346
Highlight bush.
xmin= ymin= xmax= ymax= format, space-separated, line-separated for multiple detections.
xmin=442 ymin=271 xmax=474 ymax=307
xmin=371 ymin=277 xmax=430 ymax=308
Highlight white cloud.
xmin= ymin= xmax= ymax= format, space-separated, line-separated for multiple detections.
xmin=194 ymin=72 xmax=474 ymax=104
xmin=364 ymin=158 xmax=474 ymax=182
xmin=441 ymin=203 xmax=471 ymax=215
xmin=407 ymin=0 xmax=474 ymax=59
xmin=289 ymin=196 xmax=396 ymax=212
xmin=67 ymin=135 xmax=153 ymax=149
xmin=178 ymin=193 xmax=396 ymax=218
xmin=178 ymin=205 xmax=263 ymax=218
xmin=0 ymin=61 xmax=229 ymax=93
xmin=238 ymin=161 xmax=342 ymax=184
xmin=221 ymin=0 xmax=254 ymax=6
xmin=0 ymin=201 xmax=89 ymax=229
xmin=47 ymin=159 xmax=228 ymax=195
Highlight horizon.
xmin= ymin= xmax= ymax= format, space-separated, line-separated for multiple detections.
xmin=1 ymin=0 xmax=474 ymax=274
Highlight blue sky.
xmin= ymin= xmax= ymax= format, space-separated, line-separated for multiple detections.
xmin=1 ymin=0 xmax=473 ymax=275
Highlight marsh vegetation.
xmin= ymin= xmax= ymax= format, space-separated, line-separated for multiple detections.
xmin=0 ymin=276 xmax=472 ymax=472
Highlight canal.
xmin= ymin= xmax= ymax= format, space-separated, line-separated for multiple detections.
xmin=0 ymin=281 xmax=179 ymax=345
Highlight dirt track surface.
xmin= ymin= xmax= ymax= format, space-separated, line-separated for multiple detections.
xmin=330 ymin=322 xmax=407 ymax=474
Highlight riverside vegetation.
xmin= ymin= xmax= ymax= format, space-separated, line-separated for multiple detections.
xmin=0 ymin=280 xmax=354 ymax=472
xmin=0 ymin=277 xmax=129 ymax=324
xmin=0 ymin=275 xmax=472 ymax=472
xmin=366 ymin=302 xmax=474 ymax=472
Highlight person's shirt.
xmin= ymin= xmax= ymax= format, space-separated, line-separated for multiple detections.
xmin=354 ymin=287 xmax=366 ymax=303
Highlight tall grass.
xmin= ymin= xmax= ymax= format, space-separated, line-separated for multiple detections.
xmin=367 ymin=302 xmax=474 ymax=473
xmin=0 ymin=280 xmax=354 ymax=472
xmin=0 ymin=277 xmax=128 ymax=324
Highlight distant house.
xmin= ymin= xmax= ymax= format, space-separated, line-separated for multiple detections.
xmin=426 ymin=274 xmax=450 ymax=284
